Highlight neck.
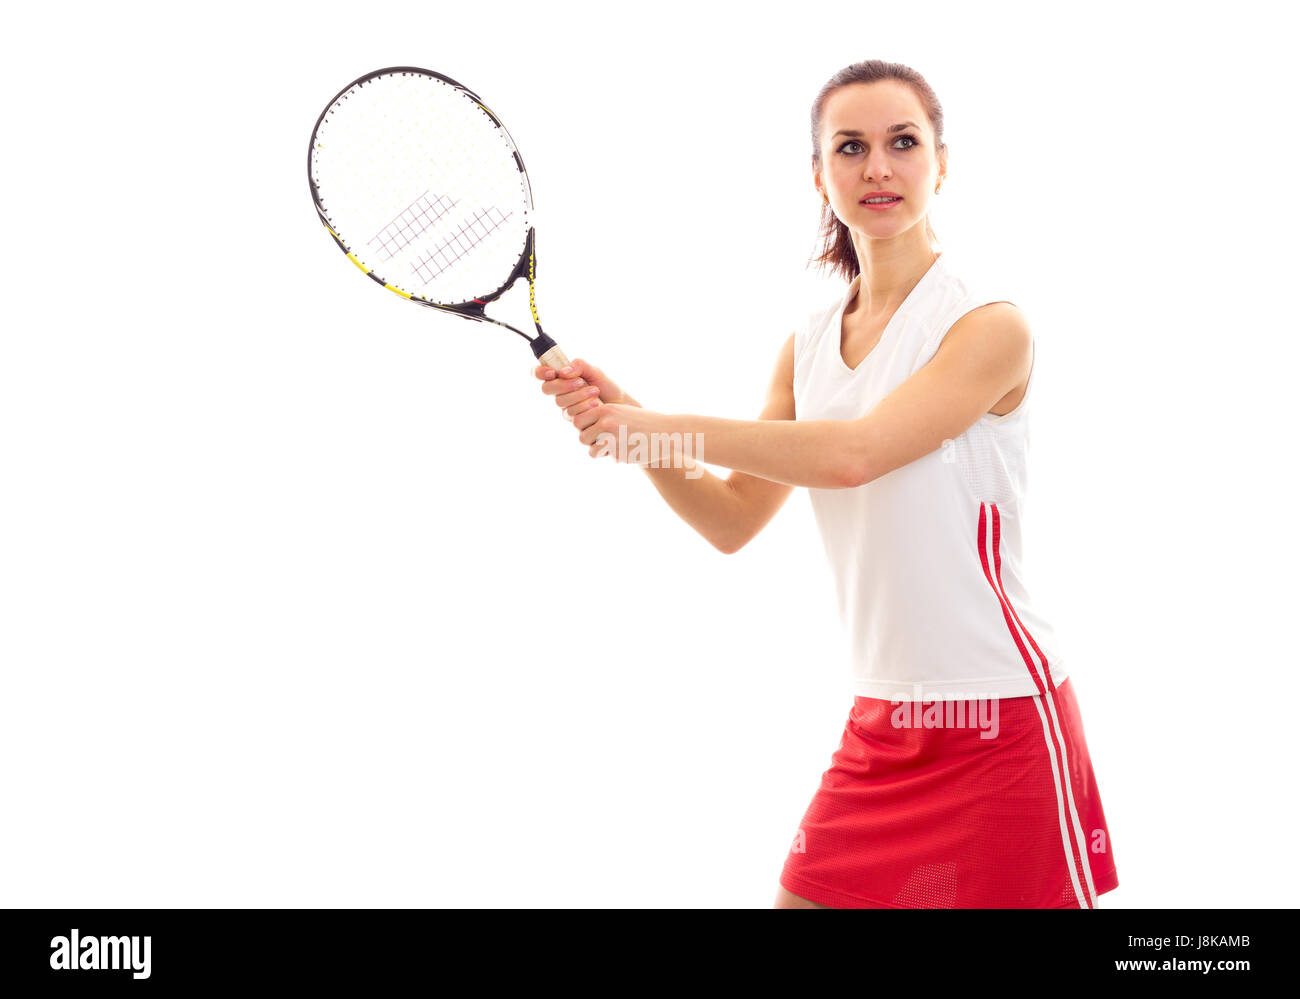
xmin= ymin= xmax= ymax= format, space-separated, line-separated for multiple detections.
xmin=846 ymin=228 xmax=939 ymax=317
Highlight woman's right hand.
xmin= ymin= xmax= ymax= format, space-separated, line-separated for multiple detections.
xmin=533 ymin=358 xmax=638 ymax=421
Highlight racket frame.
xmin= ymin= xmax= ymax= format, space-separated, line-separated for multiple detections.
xmin=307 ymin=66 xmax=563 ymax=362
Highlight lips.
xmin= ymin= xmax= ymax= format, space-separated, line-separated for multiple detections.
xmin=861 ymin=192 xmax=902 ymax=204
xmin=861 ymin=194 xmax=903 ymax=211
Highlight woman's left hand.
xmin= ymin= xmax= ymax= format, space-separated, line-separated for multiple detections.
xmin=577 ymin=402 xmax=669 ymax=462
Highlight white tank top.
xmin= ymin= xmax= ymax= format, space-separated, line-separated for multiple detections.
xmin=793 ymin=250 xmax=1068 ymax=701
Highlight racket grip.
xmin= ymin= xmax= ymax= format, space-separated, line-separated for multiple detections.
xmin=531 ymin=333 xmax=571 ymax=374
xmin=536 ymin=344 xmax=571 ymax=371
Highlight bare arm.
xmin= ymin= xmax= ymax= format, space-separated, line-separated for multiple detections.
xmin=579 ymin=303 xmax=1034 ymax=490
xmin=637 ymin=334 xmax=796 ymax=554
xmin=535 ymin=334 xmax=797 ymax=554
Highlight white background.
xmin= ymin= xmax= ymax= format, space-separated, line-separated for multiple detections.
xmin=1 ymin=0 xmax=1296 ymax=908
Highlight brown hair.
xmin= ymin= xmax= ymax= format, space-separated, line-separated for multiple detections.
xmin=810 ymin=60 xmax=947 ymax=283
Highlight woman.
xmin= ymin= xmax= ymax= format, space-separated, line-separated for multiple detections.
xmin=534 ymin=60 xmax=1118 ymax=909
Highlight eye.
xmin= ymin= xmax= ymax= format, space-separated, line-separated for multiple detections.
xmin=836 ymin=134 xmax=920 ymax=154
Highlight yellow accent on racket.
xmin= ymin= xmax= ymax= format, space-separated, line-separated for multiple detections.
xmin=528 ymin=252 xmax=539 ymax=324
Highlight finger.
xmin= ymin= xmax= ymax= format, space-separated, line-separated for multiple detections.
xmin=541 ymin=376 xmax=585 ymax=398
xmin=560 ymin=359 xmax=601 ymax=382
xmin=533 ymin=365 xmax=557 ymax=381
xmin=566 ymin=394 xmax=602 ymax=417
xmin=579 ymin=419 xmax=613 ymax=447
xmin=571 ymin=399 xmax=603 ymax=428
xmin=554 ymin=383 xmax=601 ymax=407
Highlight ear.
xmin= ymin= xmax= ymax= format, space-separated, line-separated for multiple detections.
xmin=811 ymin=156 xmax=825 ymax=200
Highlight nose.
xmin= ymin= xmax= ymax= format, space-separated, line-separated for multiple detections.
xmin=862 ymin=148 xmax=892 ymax=183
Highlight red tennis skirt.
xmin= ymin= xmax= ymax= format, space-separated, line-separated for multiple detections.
xmin=779 ymin=677 xmax=1118 ymax=908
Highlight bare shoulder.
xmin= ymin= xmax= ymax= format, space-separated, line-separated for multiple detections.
xmin=937 ymin=302 xmax=1032 ymax=371
xmin=936 ymin=302 xmax=1034 ymax=416
xmin=943 ymin=300 xmax=1030 ymax=348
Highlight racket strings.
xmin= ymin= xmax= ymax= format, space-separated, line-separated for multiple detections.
xmin=368 ymin=191 xmax=460 ymax=262
xmin=409 ymin=206 xmax=515 ymax=286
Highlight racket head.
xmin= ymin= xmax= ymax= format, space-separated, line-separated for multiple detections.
xmin=308 ymin=67 xmax=535 ymax=315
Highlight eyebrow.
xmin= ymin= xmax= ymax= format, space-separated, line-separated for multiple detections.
xmin=833 ymin=122 xmax=920 ymax=137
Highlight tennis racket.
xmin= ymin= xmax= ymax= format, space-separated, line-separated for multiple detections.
xmin=308 ymin=66 xmax=573 ymax=371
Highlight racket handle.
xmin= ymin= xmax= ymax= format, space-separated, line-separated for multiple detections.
xmin=536 ymin=344 xmax=571 ymax=371
xmin=531 ymin=333 xmax=572 ymax=373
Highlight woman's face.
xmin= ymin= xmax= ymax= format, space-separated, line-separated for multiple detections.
xmin=814 ymin=80 xmax=945 ymax=242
